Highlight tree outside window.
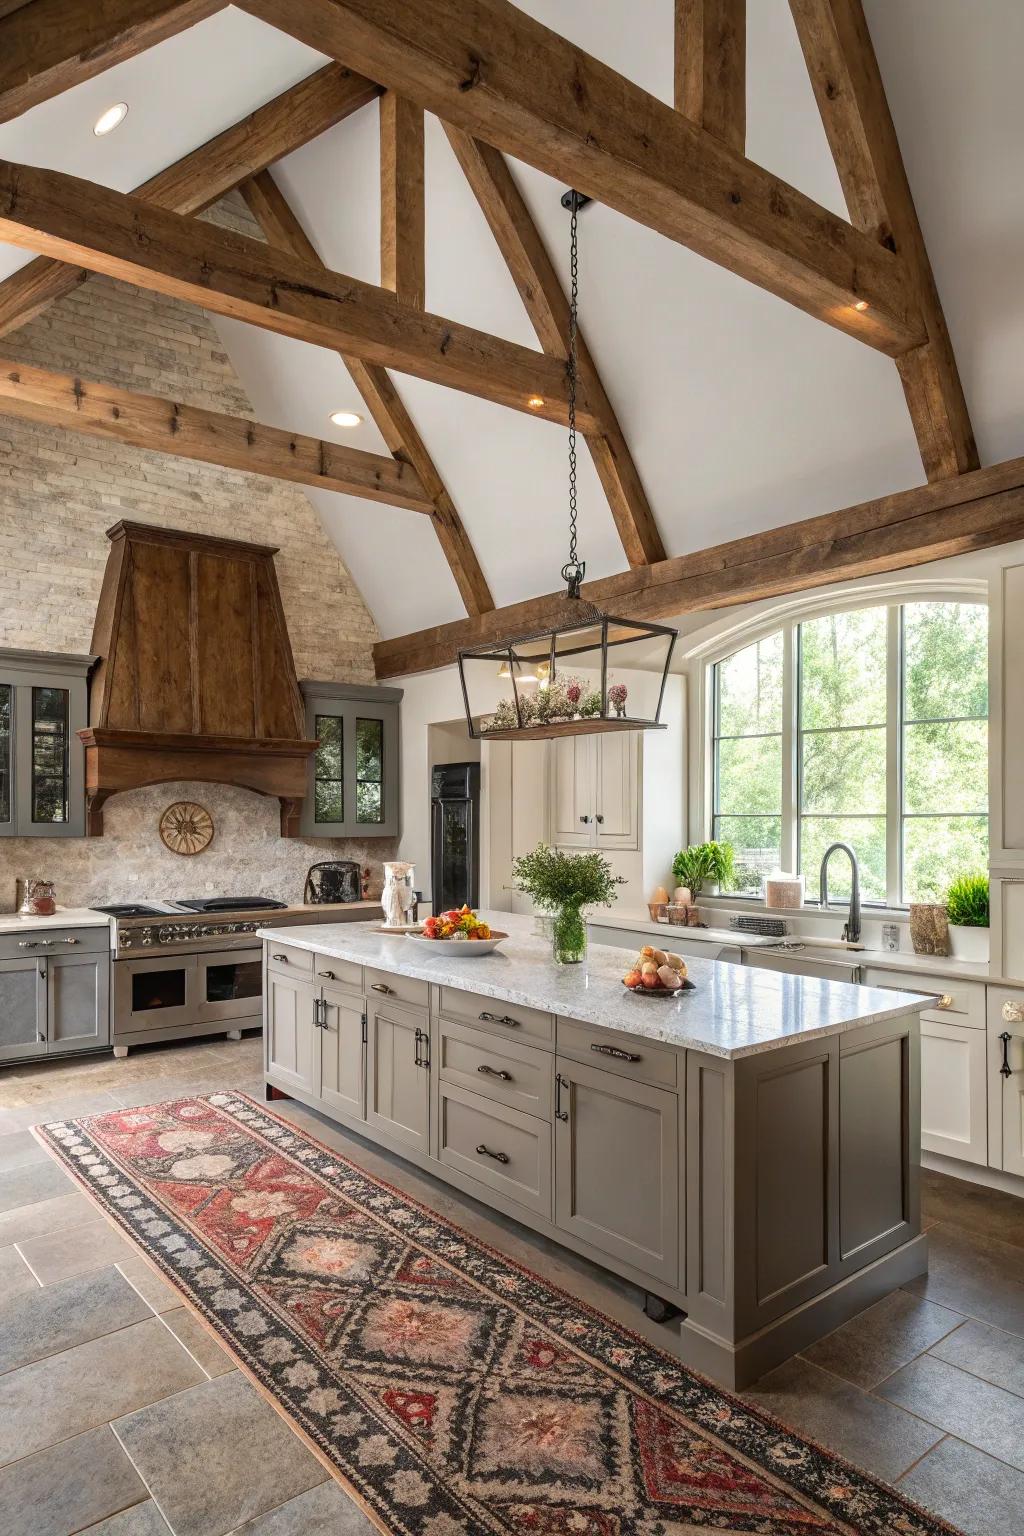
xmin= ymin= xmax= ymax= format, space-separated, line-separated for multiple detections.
xmin=711 ymin=601 xmax=988 ymax=905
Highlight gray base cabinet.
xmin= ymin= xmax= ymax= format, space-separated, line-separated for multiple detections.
xmin=554 ymin=1056 xmax=678 ymax=1288
xmin=264 ymin=949 xmax=925 ymax=1389
xmin=0 ymin=928 xmax=109 ymax=1062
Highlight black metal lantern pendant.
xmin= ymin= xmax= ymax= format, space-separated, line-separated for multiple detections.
xmin=458 ymin=191 xmax=677 ymax=742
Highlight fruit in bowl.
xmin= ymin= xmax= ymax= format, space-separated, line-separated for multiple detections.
xmin=623 ymin=945 xmax=688 ymax=994
xmin=422 ymin=906 xmax=492 ymax=942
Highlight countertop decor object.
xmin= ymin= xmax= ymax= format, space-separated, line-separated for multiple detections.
xmin=17 ymin=878 xmax=57 ymax=916
xmin=672 ymin=843 xmax=734 ymax=898
xmin=910 ymin=901 xmax=950 ymax=956
xmin=381 ymin=861 xmax=416 ymax=928
xmin=511 ymin=843 xmax=624 ymax=965
xmin=945 ymin=870 xmax=990 ymax=960
xmin=457 ymin=192 xmax=676 ymax=743
xmin=158 ymin=800 xmax=214 ymax=856
xmin=765 ymin=874 xmax=804 ymax=909
xmin=406 ymin=930 xmax=507 ymax=956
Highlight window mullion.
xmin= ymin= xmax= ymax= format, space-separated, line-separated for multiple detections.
xmin=782 ymin=621 xmax=798 ymax=875
xmin=885 ymin=605 xmax=902 ymax=905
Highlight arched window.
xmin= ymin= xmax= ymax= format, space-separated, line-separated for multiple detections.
xmin=710 ymin=600 xmax=988 ymax=905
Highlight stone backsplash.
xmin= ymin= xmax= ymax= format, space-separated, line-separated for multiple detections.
xmin=0 ymin=782 xmax=398 ymax=912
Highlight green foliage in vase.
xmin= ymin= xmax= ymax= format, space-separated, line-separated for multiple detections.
xmin=945 ymin=870 xmax=989 ymax=928
xmin=671 ymin=841 xmax=735 ymax=897
xmin=511 ymin=843 xmax=624 ymax=910
xmin=578 ymin=689 xmax=603 ymax=718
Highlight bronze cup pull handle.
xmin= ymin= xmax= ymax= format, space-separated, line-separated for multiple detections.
xmin=271 ymin=952 xmax=288 ymax=962
xmin=477 ymin=1064 xmax=512 ymax=1081
xmin=371 ymin=982 xmax=394 ymax=995
xmin=475 ymin=1144 xmax=509 ymax=1165
xmin=319 ymin=970 xmax=337 ymax=981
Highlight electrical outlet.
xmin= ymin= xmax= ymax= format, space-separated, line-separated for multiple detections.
xmin=881 ymin=923 xmax=900 ymax=952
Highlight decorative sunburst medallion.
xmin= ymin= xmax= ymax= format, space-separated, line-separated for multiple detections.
xmin=159 ymin=800 xmax=214 ymax=856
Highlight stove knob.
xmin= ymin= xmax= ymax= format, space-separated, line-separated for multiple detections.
xmin=120 ymin=934 xmax=133 ymax=949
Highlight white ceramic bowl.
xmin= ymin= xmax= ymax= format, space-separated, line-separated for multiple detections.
xmin=404 ymin=932 xmax=507 ymax=957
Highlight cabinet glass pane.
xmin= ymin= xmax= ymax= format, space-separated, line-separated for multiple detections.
xmin=0 ymin=683 xmax=10 ymax=823
xmin=205 ymin=960 xmax=261 ymax=1003
xmin=31 ymin=686 xmax=69 ymax=824
xmin=356 ymin=717 xmax=384 ymax=824
xmin=314 ymin=714 xmax=344 ymax=823
xmin=131 ymin=968 xmax=186 ymax=1012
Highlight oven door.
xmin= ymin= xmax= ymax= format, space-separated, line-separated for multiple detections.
xmin=196 ymin=947 xmax=263 ymax=1025
xmin=114 ymin=953 xmax=198 ymax=1033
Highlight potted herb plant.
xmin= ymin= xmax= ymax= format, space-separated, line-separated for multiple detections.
xmin=944 ymin=871 xmax=990 ymax=962
xmin=671 ymin=841 xmax=735 ymax=900
xmin=511 ymin=843 xmax=624 ymax=964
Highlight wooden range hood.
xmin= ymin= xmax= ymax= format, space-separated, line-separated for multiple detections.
xmin=80 ymin=521 xmax=317 ymax=836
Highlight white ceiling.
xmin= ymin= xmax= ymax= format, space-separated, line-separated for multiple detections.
xmin=0 ymin=1 xmax=1021 ymax=642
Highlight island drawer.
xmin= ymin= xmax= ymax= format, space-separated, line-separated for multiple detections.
xmin=365 ymin=967 xmax=428 ymax=1010
xmin=438 ymin=1082 xmax=552 ymax=1217
xmin=265 ymin=941 xmax=314 ymax=978
xmin=437 ymin=1018 xmax=552 ymax=1120
xmin=313 ymin=954 xmax=363 ymax=992
xmin=861 ymin=967 xmax=984 ymax=1028
xmin=556 ymin=1017 xmax=677 ymax=1089
xmin=0 ymin=926 xmax=109 ymax=961
xmin=436 ymin=986 xmax=554 ymax=1047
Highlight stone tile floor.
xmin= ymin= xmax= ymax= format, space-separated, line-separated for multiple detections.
xmin=1 ymin=1034 xmax=1022 ymax=1535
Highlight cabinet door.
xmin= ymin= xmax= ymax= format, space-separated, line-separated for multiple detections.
xmin=554 ymin=1056 xmax=679 ymax=1286
xmin=550 ymin=736 xmax=595 ymax=846
xmin=47 ymin=952 xmax=110 ymax=1053
xmin=594 ymin=731 xmax=640 ymax=850
xmin=920 ymin=1017 xmax=987 ymax=1165
xmin=366 ymin=1002 xmax=430 ymax=1153
xmin=0 ymin=956 xmax=46 ymax=1061
xmin=997 ymin=1019 xmax=1024 ymax=1177
xmin=320 ymin=986 xmax=366 ymax=1121
xmin=265 ymin=969 xmax=317 ymax=1095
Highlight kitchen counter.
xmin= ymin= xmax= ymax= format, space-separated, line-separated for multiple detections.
xmin=0 ymin=906 xmax=112 ymax=933
xmin=259 ymin=910 xmax=926 ymax=1061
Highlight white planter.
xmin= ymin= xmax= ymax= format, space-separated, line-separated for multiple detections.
xmin=948 ymin=923 xmax=989 ymax=962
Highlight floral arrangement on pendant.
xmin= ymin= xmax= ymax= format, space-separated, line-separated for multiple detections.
xmin=481 ymin=674 xmax=627 ymax=732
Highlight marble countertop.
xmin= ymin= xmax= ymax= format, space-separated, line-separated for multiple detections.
xmin=0 ymin=907 xmax=112 ymax=934
xmin=258 ymin=911 xmax=930 ymax=1060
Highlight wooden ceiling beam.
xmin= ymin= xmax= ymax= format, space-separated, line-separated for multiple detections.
xmin=675 ymin=0 xmax=746 ymax=153
xmin=239 ymin=0 xmax=923 ymax=355
xmin=239 ymin=169 xmax=495 ymax=617
xmin=0 ymin=63 xmax=381 ymax=338
xmin=380 ymin=92 xmax=425 ymax=308
xmin=0 ymin=355 xmax=435 ymax=510
xmin=789 ymin=0 xmax=977 ymax=480
xmin=0 ymin=0 xmax=225 ymax=123
xmin=373 ymin=454 xmax=1024 ymax=677
xmin=0 ymin=159 xmax=598 ymax=430
xmin=443 ymin=125 xmax=665 ymax=568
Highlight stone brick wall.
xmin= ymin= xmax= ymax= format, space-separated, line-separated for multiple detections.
xmin=0 ymin=248 xmax=397 ymax=907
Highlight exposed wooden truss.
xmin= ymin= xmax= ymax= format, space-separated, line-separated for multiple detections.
xmin=0 ymin=356 xmax=435 ymax=511
xmin=373 ymin=454 xmax=1024 ymax=678
xmin=675 ymin=0 xmax=746 ymax=152
xmin=443 ymin=127 xmax=665 ymax=569
xmin=0 ymin=159 xmax=599 ymax=430
xmin=0 ymin=63 xmax=380 ymax=338
xmin=380 ymin=92 xmax=425 ymax=309
xmin=789 ymin=0 xmax=977 ymax=481
xmin=239 ymin=0 xmax=922 ymax=354
xmin=0 ymin=0 xmax=225 ymax=122
xmin=238 ymin=168 xmax=495 ymax=616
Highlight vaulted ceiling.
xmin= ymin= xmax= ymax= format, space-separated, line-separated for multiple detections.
xmin=0 ymin=1 xmax=1021 ymax=648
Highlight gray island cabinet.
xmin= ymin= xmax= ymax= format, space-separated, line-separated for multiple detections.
xmin=260 ymin=913 xmax=929 ymax=1387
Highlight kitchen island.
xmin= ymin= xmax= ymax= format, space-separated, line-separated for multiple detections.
xmin=260 ymin=912 xmax=930 ymax=1386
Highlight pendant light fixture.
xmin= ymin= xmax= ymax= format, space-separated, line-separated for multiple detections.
xmin=458 ymin=192 xmax=677 ymax=741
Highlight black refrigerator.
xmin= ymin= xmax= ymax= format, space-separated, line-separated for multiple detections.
xmin=430 ymin=762 xmax=480 ymax=914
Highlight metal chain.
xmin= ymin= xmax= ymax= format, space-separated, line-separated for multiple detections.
xmin=561 ymin=193 xmax=584 ymax=599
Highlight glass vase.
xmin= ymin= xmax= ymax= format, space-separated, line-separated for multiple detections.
xmin=552 ymin=903 xmax=587 ymax=965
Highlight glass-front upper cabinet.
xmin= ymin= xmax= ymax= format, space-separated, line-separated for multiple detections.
xmin=0 ymin=650 xmax=93 ymax=838
xmin=299 ymin=682 xmax=401 ymax=838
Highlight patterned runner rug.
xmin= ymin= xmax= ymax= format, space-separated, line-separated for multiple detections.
xmin=35 ymin=1093 xmax=959 ymax=1536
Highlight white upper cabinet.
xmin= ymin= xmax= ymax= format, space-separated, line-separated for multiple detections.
xmin=551 ymin=732 xmax=640 ymax=852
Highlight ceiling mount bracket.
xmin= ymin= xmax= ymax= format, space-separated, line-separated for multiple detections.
xmin=560 ymin=189 xmax=593 ymax=213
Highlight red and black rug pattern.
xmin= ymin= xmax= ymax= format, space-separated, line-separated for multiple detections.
xmin=36 ymin=1094 xmax=957 ymax=1536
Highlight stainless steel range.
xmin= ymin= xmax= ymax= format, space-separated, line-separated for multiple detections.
xmin=92 ymin=897 xmax=288 ymax=1056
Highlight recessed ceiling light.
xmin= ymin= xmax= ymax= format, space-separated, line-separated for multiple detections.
xmin=329 ymin=410 xmax=362 ymax=428
xmin=526 ymin=396 xmax=545 ymax=410
xmin=853 ymin=299 xmax=869 ymax=312
xmin=93 ymin=103 xmax=129 ymax=137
